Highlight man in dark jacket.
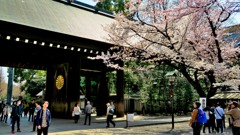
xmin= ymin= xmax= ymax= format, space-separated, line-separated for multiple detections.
xmin=29 ymin=99 xmax=35 ymax=122
xmin=36 ymin=101 xmax=51 ymax=135
xmin=11 ymin=100 xmax=21 ymax=133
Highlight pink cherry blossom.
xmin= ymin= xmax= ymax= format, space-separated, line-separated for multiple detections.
xmin=96 ymin=0 xmax=240 ymax=97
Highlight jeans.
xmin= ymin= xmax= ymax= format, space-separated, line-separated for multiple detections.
xmin=33 ymin=116 xmax=36 ymax=131
xmin=28 ymin=111 xmax=34 ymax=122
xmin=216 ymin=119 xmax=223 ymax=133
xmin=106 ymin=115 xmax=115 ymax=127
xmin=84 ymin=113 xmax=91 ymax=125
xmin=3 ymin=114 xmax=8 ymax=123
xmin=203 ymin=120 xmax=211 ymax=133
xmin=192 ymin=122 xmax=203 ymax=135
xmin=74 ymin=114 xmax=80 ymax=123
xmin=37 ymin=127 xmax=48 ymax=135
xmin=12 ymin=115 xmax=20 ymax=131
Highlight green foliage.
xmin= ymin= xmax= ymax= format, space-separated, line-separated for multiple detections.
xmin=176 ymin=77 xmax=197 ymax=113
xmin=25 ymin=79 xmax=45 ymax=97
xmin=13 ymin=68 xmax=37 ymax=85
xmin=123 ymin=61 xmax=197 ymax=114
xmin=80 ymin=76 xmax=86 ymax=95
xmin=96 ymin=0 xmax=113 ymax=11
xmin=107 ymin=71 xmax=117 ymax=94
xmin=96 ymin=0 xmax=126 ymax=13
xmin=13 ymin=68 xmax=46 ymax=97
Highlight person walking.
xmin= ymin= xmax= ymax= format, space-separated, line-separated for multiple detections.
xmin=23 ymin=100 xmax=29 ymax=117
xmin=73 ymin=103 xmax=81 ymax=124
xmin=28 ymin=100 xmax=35 ymax=122
xmin=0 ymin=101 xmax=3 ymax=119
xmin=11 ymin=100 xmax=21 ymax=134
xmin=18 ymin=100 xmax=23 ymax=117
xmin=189 ymin=101 xmax=203 ymax=135
xmin=2 ymin=103 xmax=11 ymax=123
xmin=203 ymin=107 xmax=211 ymax=133
xmin=0 ymin=101 xmax=5 ymax=121
xmin=226 ymin=101 xmax=240 ymax=135
xmin=84 ymin=101 xmax=92 ymax=125
xmin=209 ymin=104 xmax=217 ymax=132
xmin=32 ymin=102 xmax=41 ymax=132
xmin=106 ymin=102 xmax=115 ymax=128
xmin=36 ymin=101 xmax=51 ymax=135
xmin=214 ymin=103 xmax=225 ymax=133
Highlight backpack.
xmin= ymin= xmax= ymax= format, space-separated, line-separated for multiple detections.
xmin=197 ymin=109 xmax=207 ymax=124
xmin=109 ymin=107 xmax=114 ymax=114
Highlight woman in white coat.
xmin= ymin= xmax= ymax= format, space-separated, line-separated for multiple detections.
xmin=73 ymin=103 xmax=81 ymax=123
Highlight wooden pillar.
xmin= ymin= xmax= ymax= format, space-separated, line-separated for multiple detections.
xmin=97 ymin=71 xmax=109 ymax=116
xmin=45 ymin=66 xmax=54 ymax=109
xmin=85 ymin=77 xmax=91 ymax=102
xmin=116 ymin=61 xmax=124 ymax=117
xmin=67 ymin=57 xmax=80 ymax=117
xmin=7 ymin=68 xmax=14 ymax=104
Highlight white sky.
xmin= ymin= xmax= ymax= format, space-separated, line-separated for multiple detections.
xmin=77 ymin=0 xmax=97 ymax=6
xmin=81 ymin=0 xmax=239 ymax=25
xmin=1 ymin=67 xmax=8 ymax=82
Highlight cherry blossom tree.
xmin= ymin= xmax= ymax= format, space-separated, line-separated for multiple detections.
xmin=95 ymin=0 xmax=240 ymax=99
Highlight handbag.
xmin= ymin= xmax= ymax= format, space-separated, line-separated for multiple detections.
xmin=233 ymin=119 xmax=240 ymax=127
xmin=72 ymin=111 xmax=74 ymax=117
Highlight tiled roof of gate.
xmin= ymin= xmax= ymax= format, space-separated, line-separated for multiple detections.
xmin=0 ymin=0 xmax=114 ymax=43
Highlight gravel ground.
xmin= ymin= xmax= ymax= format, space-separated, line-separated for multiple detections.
xmin=128 ymin=122 xmax=233 ymax=135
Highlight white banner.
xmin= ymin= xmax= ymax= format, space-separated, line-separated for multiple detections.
xmin=199 ymin=97 xmax=207 ymax=110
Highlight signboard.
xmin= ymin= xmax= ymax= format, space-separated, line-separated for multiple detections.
xmin=127 ymin=113 xmax=134 ymax=122
xmin=199 ymin=97 xmax=207 ymax=110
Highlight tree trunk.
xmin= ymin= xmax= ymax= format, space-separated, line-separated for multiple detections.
xmin=180 ymin=67 xmax=206 ymax=97
xmin=205 ymin=70 xmax=218 ymax=102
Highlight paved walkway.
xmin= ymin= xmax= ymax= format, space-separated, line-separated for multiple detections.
xmin=0 ymin=114 xmax=232 ymax=135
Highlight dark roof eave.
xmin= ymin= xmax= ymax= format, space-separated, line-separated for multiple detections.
xmin=0 ymin=20 xmax=114 ymax=51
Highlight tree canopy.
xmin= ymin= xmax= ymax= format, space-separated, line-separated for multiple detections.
xmin=95 ymin=0 xmax=240 ymax=99
xmin=13 ymin=68 xmax=46 ymax=97
xmin=95 ymin=0 xmax=126 ymax=13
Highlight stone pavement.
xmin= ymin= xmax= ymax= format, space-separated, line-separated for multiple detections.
xmin=0 ymin=114 xmax=232 ymax=135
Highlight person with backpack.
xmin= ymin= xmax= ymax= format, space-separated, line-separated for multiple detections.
xmin=189 ymin=101 xmax=207 ymax=135
xmin=214 ymin=103 xmax=225 ymax=133
xmin=84 ymin=101 xmax=92 ymax=125
xmin=106 ymin=102 xmax=115 ymax=128
xmin=110 ymin=101 xmax=115 ymax=114
xmin=203 ymin=107 xmax=211 ymax=133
